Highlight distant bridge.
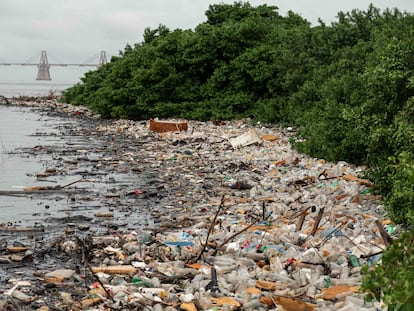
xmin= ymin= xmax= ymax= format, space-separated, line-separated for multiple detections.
xmin=0 ymin=51 xmax=107 ymax=80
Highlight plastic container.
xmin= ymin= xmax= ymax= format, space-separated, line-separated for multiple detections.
xmin=349 ymin=255 xmax=360 ymax=267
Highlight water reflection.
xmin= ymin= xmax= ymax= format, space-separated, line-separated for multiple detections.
xmin=0 ymin=105 xmax=66 ymax=189
xmin=0 ymin=105 xmax=78 ymax=224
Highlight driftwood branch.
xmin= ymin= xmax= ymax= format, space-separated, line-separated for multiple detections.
xmin=76 ymin=237 xmax=116 ymax=303
xmin=310 ymin=207 xmax=325 ymax=236
xmin=23 ymin=178 xmax=85 ymax=191
xmin=296 ymin=206 xmax=312 ymax=231
xmin=193 ymin=194 xmax=225 ymax=262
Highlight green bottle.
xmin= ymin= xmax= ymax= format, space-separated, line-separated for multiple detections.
xmin=349 ymin=254 xmax=360 ymax=267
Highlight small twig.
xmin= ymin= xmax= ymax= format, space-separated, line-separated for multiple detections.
xmin=316 ymin=221 xmax=348 ymax=248
xmin=375 ymin=219 xmax=393 ymax=246
xmin=194 ymin=194 xmax=225 ymax=262
xmin=296 ymin=206 xmax=312 ymax=231
xmin=296 ymin=213 xmax=306 ymax=231
xmin=310 ymin=207 xmax=325 ymax=236
xmin=212 ymin=213 xmax=272 ymax=256
xmin=360 ymin=250 xmax=384 ymax=259
xmin=307 ymin=241 xmax=330 ymax=274
xmin=76 ymin=237 xmax=115 ymax=303
xmin=60 ymin=177 xmax=84 ymax=189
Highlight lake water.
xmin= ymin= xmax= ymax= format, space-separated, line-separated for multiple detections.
xmin=0 ymin=75 xmax=154 ymax=229
xmin=0 ymin=105 xmax=81 ymax=225
xmin=0 ymin=81 xmax=74 ymax=98
xmin=0 ymin=104 xmax=152 ymax=229
xmin=0 ymin=105 xmax=64 ymax=189
xmin=0 ymin=65 xmax=90 ymax=97
xmin=0 ymin=77 xmax=81 ymax=193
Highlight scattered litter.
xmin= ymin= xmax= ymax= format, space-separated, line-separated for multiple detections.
xmin=0 ymin=99 xmax=388 ymax=310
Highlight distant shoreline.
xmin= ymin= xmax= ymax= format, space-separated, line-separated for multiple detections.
xmin=0 ymin=81 xmax=76 ymax=98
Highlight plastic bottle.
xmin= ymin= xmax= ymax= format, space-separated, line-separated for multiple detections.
xmin=152 ymin=304 xmax=164 ymax=311
xmin=243 ymin=298 xmax=263 ymax=310
xmin=137 ymin=287 xmax=168 ymax=298
xmin=131 ymin=276 xmax=153 ymax=288
xmin=324 ymin=277 xmax=332 ymax=288
xmin=349 ymin=255 xmax=360 ymax=267
xmin=345 ymin=295 xmax=365 ymax=307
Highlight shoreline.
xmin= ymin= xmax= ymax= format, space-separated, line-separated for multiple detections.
xmin=0 ymin=98 xmax=386 ymax=310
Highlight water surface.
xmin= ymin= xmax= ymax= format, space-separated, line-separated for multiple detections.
xmin=0 ymin=105 xmax=70 ymax=189
xmin=0 ymin=105 xmax=79 ymax=224
xmin=0 ymin=104 xmax=152 ymax=229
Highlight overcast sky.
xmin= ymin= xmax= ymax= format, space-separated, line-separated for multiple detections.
xmin=1 ymin=0 xmax=413 ymax=83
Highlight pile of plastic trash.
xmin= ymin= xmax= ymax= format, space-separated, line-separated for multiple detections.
xmin=1 ymin=100 xmax=392 ymax=310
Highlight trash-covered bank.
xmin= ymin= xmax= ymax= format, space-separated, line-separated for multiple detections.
xmin=0 ymin=99 xmax=391 ymax=310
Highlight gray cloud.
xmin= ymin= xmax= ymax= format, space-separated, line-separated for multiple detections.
xmin=0 ymin=0 xmax=413 ymax=81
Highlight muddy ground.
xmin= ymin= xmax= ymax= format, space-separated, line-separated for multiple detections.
xmin=1 ymin=99 xmax=182 ymax=309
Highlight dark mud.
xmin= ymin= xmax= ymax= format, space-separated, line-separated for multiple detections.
xmin=0 ymin=101 xmax=172 ymax=309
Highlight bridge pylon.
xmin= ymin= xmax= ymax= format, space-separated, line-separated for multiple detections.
xmin=98 ymin=51 xmax=107 ymax=66
xmin=36 ymin=51 xmax=52 ymax=80
xmin=36 ymin=51 xmax=51 ymax=80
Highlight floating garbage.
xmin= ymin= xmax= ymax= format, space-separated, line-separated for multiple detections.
xmin=0 ymin=99 xmax=388 ymax=311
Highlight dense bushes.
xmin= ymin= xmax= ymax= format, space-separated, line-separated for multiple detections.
xmin=361 ymin=226 xmax=414 ymax=309
xmin=62 ymin=3 xmax=414 ymax=307
xmin=62 ymin=2 xmax=309 ymax=121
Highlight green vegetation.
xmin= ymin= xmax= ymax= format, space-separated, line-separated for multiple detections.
xmin=62 ymin=2 xmax=414 ymax=308
xmin=361 ymin=226 xmax=414 ymax=309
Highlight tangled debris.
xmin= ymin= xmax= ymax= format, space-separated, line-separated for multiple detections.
xmin=0 ymin=98 xmax=391 ymax=310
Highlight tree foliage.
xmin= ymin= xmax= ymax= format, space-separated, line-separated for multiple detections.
xmin=61 ymin=4 xmax=414 ymax=306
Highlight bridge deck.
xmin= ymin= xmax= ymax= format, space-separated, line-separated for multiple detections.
xmin=0 ymin=63 xmax=98 ymax=67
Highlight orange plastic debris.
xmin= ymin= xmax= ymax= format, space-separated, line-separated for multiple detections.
xmin=211 ymin=297 xmax=241 ymax=308
xmin=186 ymin=263 xmax=202 ymax=270
xmin=262 ymin=134 xmax=278 ymax=141
xmin=340 ymin=174 xmax=372 ymax=186
xmin=255 ymin=280 xmax=280 ymax=290
xmin=246 ymin=287 xmax=262 ymax=295
xmin=322 ymin=250 xmax=330 ymax=257
xmin=260 ymin=296 xmax=274 ymax=307
xmin=271 ymin=296 xmax=317 ymax=311
xmin=273 ymin=160 xmax=286 ymax=166
xmin=7 ymin=247 xmax=28 ymax=253
xmin=321 ymin=285 xmax=360 ymax=300
xmin=90 ymin=265 xmax=137 ymax=274
xmin=180 ymin=302 xmax=197 ymax=311
xmin=149 ymin=118 xmax=188 ymax=132
xmin=352 ymin=195 xmax=360 ymax=203
xmin=334 ymin=194 xmax=348 ymax=201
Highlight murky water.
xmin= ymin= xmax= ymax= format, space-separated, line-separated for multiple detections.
xmin=0 ymin=104 xmax=158 ymax=297
xmin=0 ymin=104 xmax=155 ymax=230
xmin=0 ymin=105 xmax=64 ymax=188
xmin=0 ymin=81 xmax=73 ymax=98
xmin=0 ymin=105 xmax=79 ymax=224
